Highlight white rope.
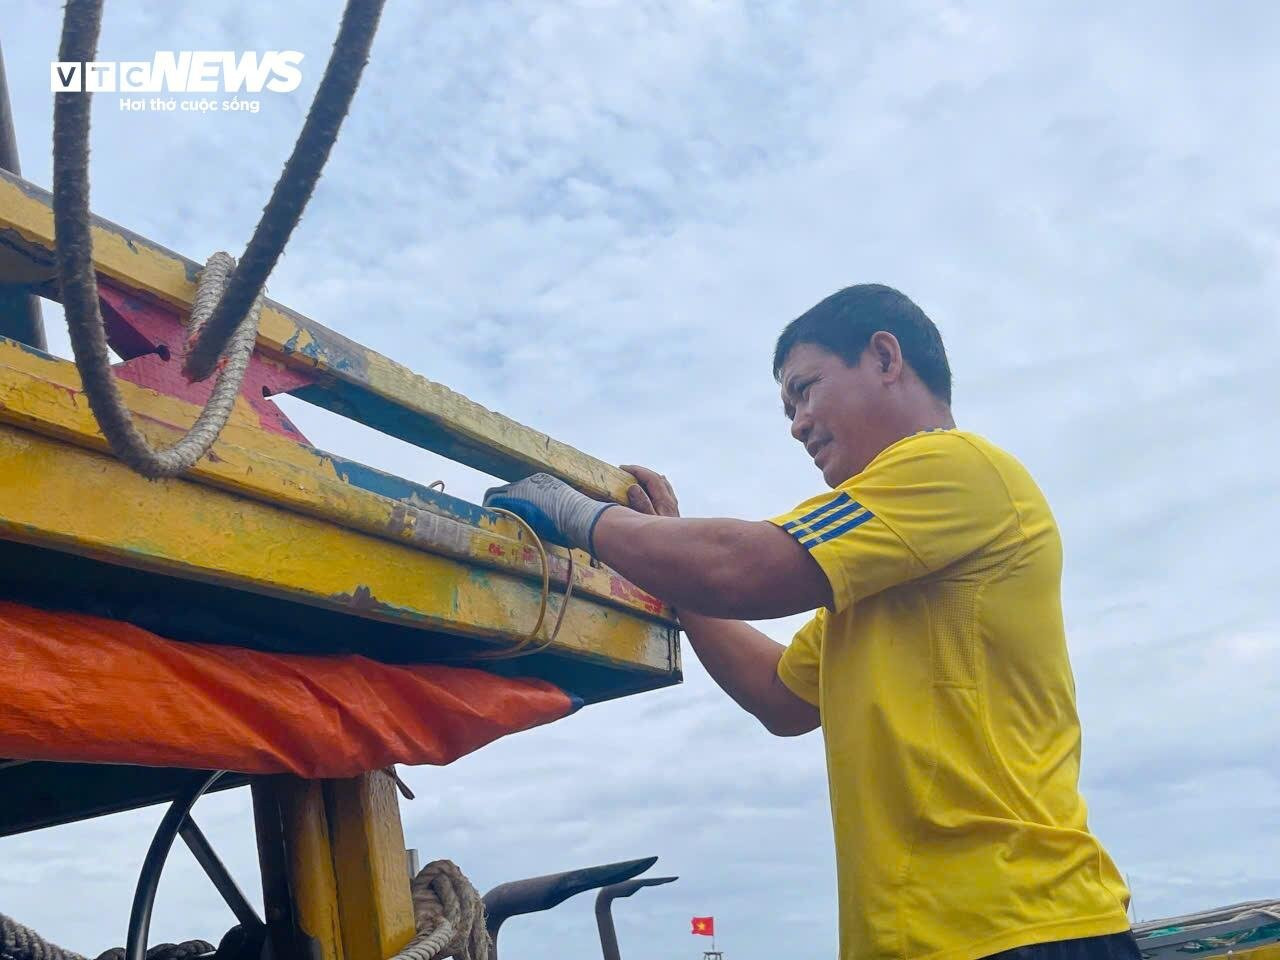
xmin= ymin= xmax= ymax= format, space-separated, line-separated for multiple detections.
xmin=390 ymin=860 xmax=490 ymax=960
xmin=65 ymin=251 xmax=263 ymax=479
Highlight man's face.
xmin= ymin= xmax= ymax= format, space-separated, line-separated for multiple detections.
xmin=779 ymin=342 xmax=887 ymax=487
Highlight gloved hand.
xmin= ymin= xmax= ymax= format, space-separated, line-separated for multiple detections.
xmin=483 ymin=473 xmax=617 ymax=553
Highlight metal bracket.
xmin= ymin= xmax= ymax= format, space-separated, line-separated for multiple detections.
xmin=481 ymin=856 xmax=657 ymax=959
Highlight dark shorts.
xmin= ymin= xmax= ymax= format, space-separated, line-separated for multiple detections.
xmin=985 ymin=933 xmax=1142 ymax=960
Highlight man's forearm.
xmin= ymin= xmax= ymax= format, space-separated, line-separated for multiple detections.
xmin=679 ymin=611 xmax=819 ymax=736
xmin=591 ymin=509 xmax=776 ymax=617
xmin=680 ymin=611 xmax=786 ymax=716
xmin=483 ymin=472 xmax=829 ymax=618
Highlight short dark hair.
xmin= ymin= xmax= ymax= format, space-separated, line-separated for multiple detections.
xmin=772 ymin=284 xmax=952 ymax=405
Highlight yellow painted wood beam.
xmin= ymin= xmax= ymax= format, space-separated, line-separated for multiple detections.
xmin=325 ymin=773 xmax=416 ymax=960
xmin=252 ymin=777 xmax=345 ymax=960
xmin=0 ymin=169 xmax=635 ymax=502
xmin=0 ymin=339 xmax=673 ymax=624
xmin=0 ymin=423 xmax=675 ymax=673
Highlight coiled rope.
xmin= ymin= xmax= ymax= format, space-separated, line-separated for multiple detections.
xmin=0 ymin=914 xmax=211 ymax=960
xmin=0 ymin=914 xmax=82 ymax=960
xmin=52 ymin=0 xmax=386 ymax=477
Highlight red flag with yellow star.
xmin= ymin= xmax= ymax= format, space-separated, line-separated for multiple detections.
xmin=691 ymin=917 xmax=715 ymax=936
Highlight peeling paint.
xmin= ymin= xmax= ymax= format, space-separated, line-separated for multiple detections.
xmin=0 ymin=226 xmax=55 ymax=269
xmin=345 ymin=584 xmax=379 ymax=612
xmin=327 ymin=451 xmax=489 ymax=525
xmin=609 ymin=576 xmax=665 ymax=616
xmin=330 ymin=584 xmax=424 ymax=623
xmin=387 ymin=502 xmax=410 ymax=538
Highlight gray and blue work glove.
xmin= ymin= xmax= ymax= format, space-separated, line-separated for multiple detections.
xmin=483 ymin=473 xmax=617 ymax=554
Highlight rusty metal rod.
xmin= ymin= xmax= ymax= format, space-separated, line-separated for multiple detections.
xmin=0 ymin=41 xmax=47 ymax=350
xmin=595 ymin=876 xmax=677 ymax=960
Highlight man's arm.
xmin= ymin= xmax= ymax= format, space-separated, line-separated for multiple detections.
xmin=590 ymin=508 xmax=832 ymax=619
xmin=483 ymin=469 xmax=832 ymax=619
xmin=615 ymin=466 xmax=819 ymax=737
xmin=679 ymin=610 xmax=820 ymax=737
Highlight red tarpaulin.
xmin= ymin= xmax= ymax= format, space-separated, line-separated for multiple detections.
xmin=0 ymin=601 xmax=577 ymax=777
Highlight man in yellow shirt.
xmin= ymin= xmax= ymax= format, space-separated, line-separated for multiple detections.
xmin=485 ymin=284 xmax=1135 ymax=960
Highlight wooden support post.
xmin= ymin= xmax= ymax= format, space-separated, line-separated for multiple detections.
xmin=252 ymin=777 xmax=345 ymax=960
xmin=325 ymin=771 xmax=416 ymax=960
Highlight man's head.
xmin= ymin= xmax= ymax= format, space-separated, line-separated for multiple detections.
xmin=774 ymin=284 xmax=953 ymax=487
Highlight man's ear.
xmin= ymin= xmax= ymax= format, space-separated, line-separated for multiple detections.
xmin=869 ymin=330 xmax=902 ymax=377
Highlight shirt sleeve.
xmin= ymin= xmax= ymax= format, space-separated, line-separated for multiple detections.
xmin=767 ymin=432 xmax=1017 ymax=612
xmin=777 ymin=610 xmax=824 ymax=707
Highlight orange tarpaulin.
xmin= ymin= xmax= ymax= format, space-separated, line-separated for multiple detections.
xmin=0 ymin=601 xmax=577 ymax=777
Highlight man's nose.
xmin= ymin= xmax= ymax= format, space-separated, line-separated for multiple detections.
xmin=790 ymin=412 xmax=811 ymax=444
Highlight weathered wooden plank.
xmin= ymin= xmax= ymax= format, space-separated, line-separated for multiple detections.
xmin=325 ymin=773 xmax=416 ymax=960
xmin=0 ymin=338 xmax=672 ymax=623
xmin=0 ymin=424 xmax=675 ymax=674
xmin=253 ymin=777 xmax=345 ymax=960
xmin=0 ymin=169 xmax=635 ymax=501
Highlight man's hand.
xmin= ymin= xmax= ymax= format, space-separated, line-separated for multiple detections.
xmin=483 ymin=473 xmax=616 ymax=552
xmin=621 ymin=464 xmax=680 ymax=518
xmin=621 ymin=464 xmax=820 ymax=736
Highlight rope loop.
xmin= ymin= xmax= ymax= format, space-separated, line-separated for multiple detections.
xmin=51 ymin=0 xmax=386 ymax=476
xmin=466 ymin=508 xmax=576 ymax=660
xmin=392 ymin=860 xmax=491 ymax=960
xmin=54 ymin=250 xmax=261 ymax=479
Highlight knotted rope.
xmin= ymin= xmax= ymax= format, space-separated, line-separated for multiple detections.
xmin=392 ymin=860 xmax=491 ymax=960
xmin=52 ymin=0 xmax=386 ymax=477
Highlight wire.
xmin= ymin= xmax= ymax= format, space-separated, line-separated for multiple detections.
xmin=462 ymin=507 xmax=575 ymax=661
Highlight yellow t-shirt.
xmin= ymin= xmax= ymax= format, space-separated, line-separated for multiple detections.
xmin=770 ymin=430 xmax=1130 ymax=960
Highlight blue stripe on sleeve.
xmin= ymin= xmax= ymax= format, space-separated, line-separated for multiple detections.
xmin=796 ymin=499 xmax=866 ymax=543
xmin=803 ymin=508 xmax=874 ymax=549
xmin=783 ymin=491 xmax=852 ymax=535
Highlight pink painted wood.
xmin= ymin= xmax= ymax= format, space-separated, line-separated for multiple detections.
xmin=96 ymin=278 xmax=314 ymax=443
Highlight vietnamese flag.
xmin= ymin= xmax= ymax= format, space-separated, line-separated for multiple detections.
xmin=691 ymin=917 xmax=715 ymax=936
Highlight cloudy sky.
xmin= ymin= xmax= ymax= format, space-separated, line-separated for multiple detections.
xmin=2 ymin=1 xmax=1278 ymax=958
